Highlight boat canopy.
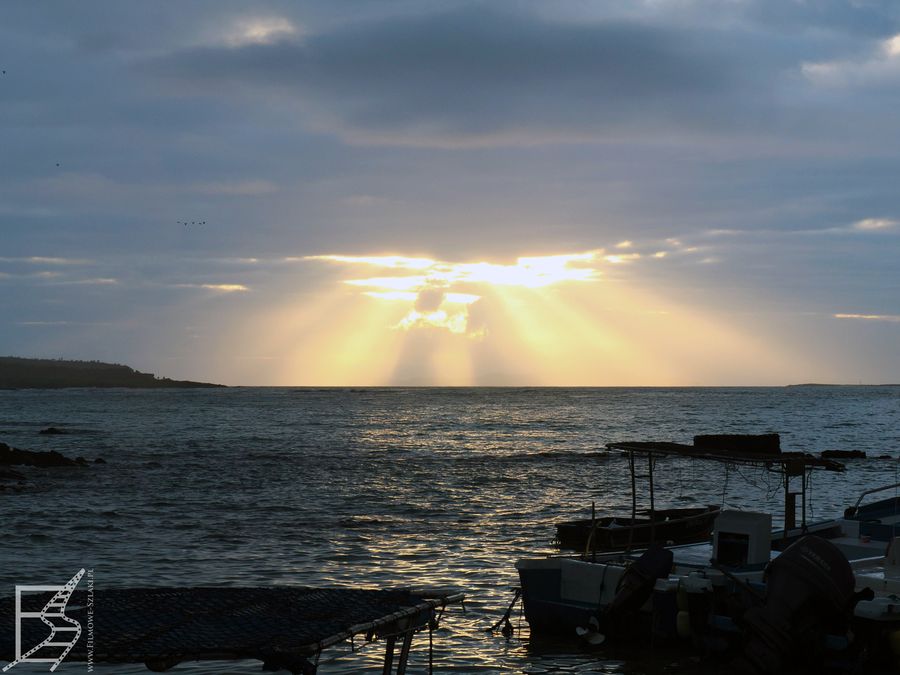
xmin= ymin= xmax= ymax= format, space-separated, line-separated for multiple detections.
xmin=607 ymin=440 xmax=845 ymax=473
xmin=604 ymin=434 xmax=844 ymax=541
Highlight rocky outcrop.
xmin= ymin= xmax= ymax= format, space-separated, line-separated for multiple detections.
xmin=821 ymin=449 xmax=867 ymax=459
xmin=694 ymin=433 xmax=781 ymax=455
xmin=39 ymin=427 xmax=68 ymax=435
xmin=0 ymin=441 xmax=86 ymax=467
xmin=0 ymin=356 xmax=224 ymax=388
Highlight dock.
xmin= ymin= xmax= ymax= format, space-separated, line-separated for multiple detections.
xmin=0 ymin=585 xmax=464 ymax=674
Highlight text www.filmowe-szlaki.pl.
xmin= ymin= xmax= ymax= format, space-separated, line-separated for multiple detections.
xmin=85 ymin=569 xmax=94 ymax=672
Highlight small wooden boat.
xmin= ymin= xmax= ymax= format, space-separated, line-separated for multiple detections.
xmin=555 ymin=505 xmax=721 ymax=551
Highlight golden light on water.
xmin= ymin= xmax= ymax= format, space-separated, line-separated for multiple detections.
xmin=220 ymin=250 xmax=817 ymax=386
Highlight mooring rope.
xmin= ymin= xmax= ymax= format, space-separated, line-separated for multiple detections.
xmin=486 ymin=588 xmax=522 ymax=637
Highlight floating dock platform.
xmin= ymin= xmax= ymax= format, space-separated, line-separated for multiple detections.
xmin=0 ymin=585 xmax=464 ymax=674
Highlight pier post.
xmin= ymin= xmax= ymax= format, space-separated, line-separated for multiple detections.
xmin=784 ymin=491 xmax=797 ymax=532
xmin=382 ymin=635 xmax=396 ymax=675
xmin=396 ymin=629 xmax=414 ymax=675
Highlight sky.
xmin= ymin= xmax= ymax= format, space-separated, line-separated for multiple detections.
xmin=1 ymin=0 xmax=899 ymax=386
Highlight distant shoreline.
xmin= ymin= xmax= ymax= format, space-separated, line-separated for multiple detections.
xmin=785 ymin=383 xmax=900 ymax=388
xmin=0 ymin=357 xmax=224 ymax=389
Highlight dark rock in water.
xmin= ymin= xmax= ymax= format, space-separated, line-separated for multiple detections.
xmin=0 ymin=441 xmax=84 ymax=467
xmin=75 ymin=456 xmax=89 ymax=466
xmin=39 ymin=426 xmax=68 ymax=435
xmin=821 ymin=449 xmax=866 ymax=459
xmin=0 ymin=467 xmax=26 ymax=481
xmin=693 ymin=433 xmax=780 ymax=455
xmin=95 ymin=457 xmax=107 ymax=464
xmin=877 ymin=454 xmax=894 ymax=460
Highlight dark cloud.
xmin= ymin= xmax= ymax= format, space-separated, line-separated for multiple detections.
xmin=144 ymin=7 xmax=794 ymax=145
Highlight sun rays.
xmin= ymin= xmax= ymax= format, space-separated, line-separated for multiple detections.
xmin=306 ymin=251 xmax=604 ymax=340
xmin=215 ymin=249 xmax=815 ymax=386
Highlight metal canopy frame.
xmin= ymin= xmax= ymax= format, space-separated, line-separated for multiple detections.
xmin=606 ymin=441 xmax=845 ymax=541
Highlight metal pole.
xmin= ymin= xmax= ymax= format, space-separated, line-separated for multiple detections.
xmin=627 ymin=450 xmax=637 ymax=552
xmin=802 ymin=468 xmax=808 ymax=531
xmin=382 ymin=635 xmax=396 ymax=675
xmin=648 ymin=453 xmax=656 ymax=545
xmin=396 ymin=629 xmax=414 ymax=675
xmin=783 ymin=472 xmax=792 ymax=537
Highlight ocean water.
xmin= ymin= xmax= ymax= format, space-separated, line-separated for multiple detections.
xmin=1 ymin=386 xmax=899 ymax=674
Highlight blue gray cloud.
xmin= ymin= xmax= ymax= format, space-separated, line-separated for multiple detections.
xmin=141 ymin=7 xmax=808 ymax=146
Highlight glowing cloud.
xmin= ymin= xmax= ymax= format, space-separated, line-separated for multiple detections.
xmin=834 ymin=313 xmax=900 ymax=323
xmin=363 ymin=291 xmax=418 ymax=301
xmin=307 ymin=250 xmax=603 ymax=336
xmin=306 ymin=251 xmax=608 ymax=338
xmin=344 ymin=276 xmax=429 ymax=291
xmin=225 ymin=17 xmax=298 ymax=46
xmin=889 ymin=35 xmax=900 ymax=58
xmin=309 ymin=251 xmax=601 ymax=287
xmin=201 ymin=283 xmax=249 ymax=292
xmin=307 ymin=255 xmax=435 ymax=270
xmin=852 ymin=218 xmax=898 ymax=232
xmin=803 ymin=34 xmax=900 ymax=86
xmin=445 ymin=293 xmax=481 ymax=305
xmin=174 ymin=283 xmax=249 ymax=292
xmin=604 ymin=253 xmax=641 ymax=264
xmin=396 ymin=309 xmax=469 ymax=335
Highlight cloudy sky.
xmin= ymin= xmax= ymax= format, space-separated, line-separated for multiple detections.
xmin=1 ymin=0 xmax=899 ymax=385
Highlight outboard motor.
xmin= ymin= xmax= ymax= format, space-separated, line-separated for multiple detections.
xmin=578 ymin=545 xmax=674 ymax=645
xmin=728 ymin=535 xmax=856 ymax=674
xmin=595 ymin=546 xmax=673 ymax=637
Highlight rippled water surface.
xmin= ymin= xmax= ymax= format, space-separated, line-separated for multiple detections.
xmin=2 ymin=387 xmax=899 ymax=673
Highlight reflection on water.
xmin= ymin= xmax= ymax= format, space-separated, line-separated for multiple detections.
xmin=1 ymin=387 xmax=899 ymax=673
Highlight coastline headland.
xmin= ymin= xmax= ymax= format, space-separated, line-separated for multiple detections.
xmin=0 ymin=356 xmax=224 ymax=389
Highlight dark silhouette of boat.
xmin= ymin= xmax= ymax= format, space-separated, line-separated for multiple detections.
xmin=555 ymin=505 xmax=720 ymax=551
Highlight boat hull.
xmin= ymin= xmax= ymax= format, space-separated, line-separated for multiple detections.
xmin=516 ymin=556 xmax=638 ymax=634
xmin=555 ymin=506 xmax=720 ymax=551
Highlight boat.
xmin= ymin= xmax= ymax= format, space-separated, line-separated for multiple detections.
xmin=512 ymin=435 xmax=900 ymax=672
xmin=518 ymin=507 xmax=900 ymax=672
xmin=555 ymin=505 xmax=721 ymax=551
